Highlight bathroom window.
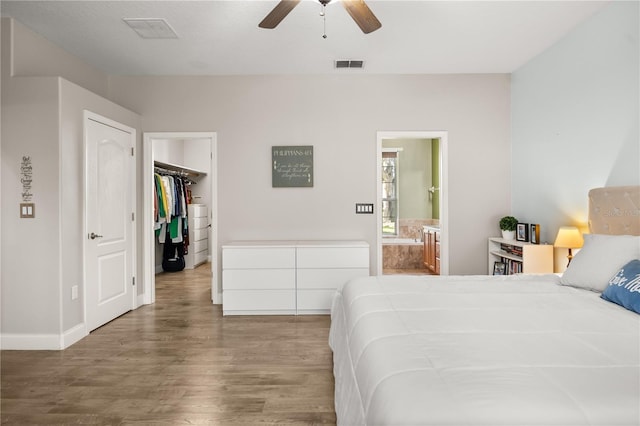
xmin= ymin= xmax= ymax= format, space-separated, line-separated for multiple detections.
xmin=382 ymin=151 xmax=398 ymax=236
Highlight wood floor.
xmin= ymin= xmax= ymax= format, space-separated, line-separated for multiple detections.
xmin=1 ymin=264 xmax=336 ymax=425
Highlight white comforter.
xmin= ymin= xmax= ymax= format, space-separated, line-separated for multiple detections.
xmin=329 ymin=274 xmax=640 ymax=426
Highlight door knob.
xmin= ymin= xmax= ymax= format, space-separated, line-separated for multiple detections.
xmin=89 ymin=232 xmax=103 ymax=240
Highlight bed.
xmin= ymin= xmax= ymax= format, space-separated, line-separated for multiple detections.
xmin=329 ymin=186 xmax=640 ymax=425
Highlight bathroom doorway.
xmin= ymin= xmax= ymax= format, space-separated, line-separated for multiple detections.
xmin=376 ymin=131 xmax=448 ymax=276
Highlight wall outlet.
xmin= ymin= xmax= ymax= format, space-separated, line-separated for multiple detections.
xmin=71 ymin=285 xmax=78 ymax=300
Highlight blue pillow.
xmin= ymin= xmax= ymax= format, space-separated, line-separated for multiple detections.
xmin=601 ymin=259 xmax=640 ymax=314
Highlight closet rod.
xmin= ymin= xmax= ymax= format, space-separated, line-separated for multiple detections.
xmin=154 ymin=167 xmax=198 ymax=185
xmin=153 ymin=160 xmax=207 ymax=181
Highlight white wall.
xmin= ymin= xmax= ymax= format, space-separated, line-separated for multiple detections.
xmin=153 ymin=138 xmax=185 ymax=165
xmin=109 ymin=74 xmax=512 ymax=275
xmin=511 ymin=1 xmax=639 ymax=252
xmin=183 ymin=138 xmax=212 ymax=207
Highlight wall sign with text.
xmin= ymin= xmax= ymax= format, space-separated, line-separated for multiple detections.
xmin=272 ymin=145 xmax=313 ymax=188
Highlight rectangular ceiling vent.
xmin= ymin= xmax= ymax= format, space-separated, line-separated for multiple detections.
xmin=123 ymin=18 xmax=178 ymax=39
xmin=335 ymin=60 xmax=364 ymax=69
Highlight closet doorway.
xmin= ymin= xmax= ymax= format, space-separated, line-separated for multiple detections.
xmin=142 ymin=132 xmax=219 ymax=305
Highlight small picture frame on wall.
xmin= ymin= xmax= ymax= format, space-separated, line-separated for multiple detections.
xmin=530 ymin=224 xmax=540 ymax=244
xmin=272 ymin=145 xmax=314 ymax=188
xmin=493 ymin=261 xmax=506 ymax=275
xmin=516 ymin=223 xmax=529 ymax=242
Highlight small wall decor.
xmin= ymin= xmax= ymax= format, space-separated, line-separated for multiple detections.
xmin=20 ymin=155 xmax=33 ymax=202
xmin=272 ymin=145 xmax=313 ymax=187
xmin=20 ymin=156 xmax=35 ymax=218
xmin=516 ymin=222 xmax=529 ymax=242
xmin=530 ymin=224 xmax=540 ymax=244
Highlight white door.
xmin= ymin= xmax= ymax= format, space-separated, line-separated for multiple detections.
xmin=85 ymin=112 xmax=136 ymax=331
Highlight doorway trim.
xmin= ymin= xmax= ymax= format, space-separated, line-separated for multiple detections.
xmin=142 ymin=132 xmax=219 ymax=305
xmin=376 ymin=131 xmax=449 ymax=276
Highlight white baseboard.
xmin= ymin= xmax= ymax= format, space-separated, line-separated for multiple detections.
xmin=1 ymin=324 xmax=88 ymax=350
xmin=1 ymin=333 xmax=63 ymax=350
xmin=61 ymin=323 xmax=88 ymax=348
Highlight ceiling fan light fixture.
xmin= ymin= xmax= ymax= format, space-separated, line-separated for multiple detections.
xmin=259 ymin=0 xmax=381 ymax=34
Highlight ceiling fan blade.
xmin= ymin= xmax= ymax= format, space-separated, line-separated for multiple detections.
xmin=259 ymin=0 xmax=302 ymax=29
xmin=341 ymin=0 xmax=381 ymax=34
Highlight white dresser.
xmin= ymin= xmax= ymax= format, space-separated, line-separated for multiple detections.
xmin=185 ymin=204 xmax=209 ymax=269
xmin=222 ymin=240 xmax=369 ymax=315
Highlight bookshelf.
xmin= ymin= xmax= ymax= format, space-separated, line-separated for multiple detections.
xmin=488 ymin=238 xmax=553 ymax=275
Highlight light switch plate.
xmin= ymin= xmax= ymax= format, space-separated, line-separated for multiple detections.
xmin=20 ymin=203 xmax=35 ymax=218
xmin=355 ymin=203 xmax=374 ymax=214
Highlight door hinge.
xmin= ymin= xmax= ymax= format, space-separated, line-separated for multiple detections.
xmin=132 ymin=277 xmax=136 ymax=286
xmin=131 ymin=212 xmax=135 ymax=221
xmin=131 ymin=147 xmax=134 ymax=156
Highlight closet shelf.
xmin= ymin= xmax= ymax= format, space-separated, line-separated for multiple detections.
xmin=154 ymin=160 xmax=207 ymax=179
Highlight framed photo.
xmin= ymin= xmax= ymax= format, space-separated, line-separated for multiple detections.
xmin=530 ymin=224 xmax=540 ymax=244
xmin=493 ymin=261 xmax=506 ymax=275
xmin=516 ymin=223 xmax=529 ymax=242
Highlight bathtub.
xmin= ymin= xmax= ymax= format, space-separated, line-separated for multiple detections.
xmin=382 ymin=237 xmax=425 ymax=269
xmin=382 ymin=237 xmax=423 ymax=245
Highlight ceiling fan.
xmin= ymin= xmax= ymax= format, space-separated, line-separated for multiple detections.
xmin=259 ymin=0 xmax=382 ymax=35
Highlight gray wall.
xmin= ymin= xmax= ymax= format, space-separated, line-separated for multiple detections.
xmin=511 ymin=1 xmax=639 ymax=254
xmin=107 ymin=74 xmax=512 ymax=276
xmin=1 ymin=18 xmax=141 ymax=346
xmin=9 ymin=17 xmax=108 ymax=97
xmin=1 ymin=76 xmax=61 ymax=336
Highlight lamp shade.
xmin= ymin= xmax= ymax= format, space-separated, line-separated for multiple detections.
xmin=554 ymin=226 xmax=584 ymax=249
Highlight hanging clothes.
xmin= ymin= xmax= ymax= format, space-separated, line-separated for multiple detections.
xmin=153 ymin=170 xmax=191 ymax=258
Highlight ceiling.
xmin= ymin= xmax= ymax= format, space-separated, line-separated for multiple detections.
xmin=1 ymin=0 xmax=609 ymax=76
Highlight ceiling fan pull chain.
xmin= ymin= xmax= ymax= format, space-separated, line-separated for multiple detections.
xmin=321 ymin=3 xmax=327 ymax=39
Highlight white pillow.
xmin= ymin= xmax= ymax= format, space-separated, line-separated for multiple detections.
xmin=560 ymin=234 xmax=640 ymax=292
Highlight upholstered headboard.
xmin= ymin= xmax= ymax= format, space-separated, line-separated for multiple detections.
xmin=589 ymin=186 xmax=640 ymax=236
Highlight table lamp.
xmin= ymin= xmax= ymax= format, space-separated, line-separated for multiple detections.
xmin=554 ymin=226 xmax=584 ymax=267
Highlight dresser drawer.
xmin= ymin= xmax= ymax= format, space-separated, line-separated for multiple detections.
xmin=191 ymin=239 xmax=208 ymax=254
xmin=192 ymin=228 xmax=208 ymax=242
xmin=223 ymin=290 xmax=296 ymax=313
xmin=223 ymin=269 xmax=295 ymax=290
xmin=189 ymin=204 xmax=208 ymax=218
xmin=297 ymin=289 xmax=335 ymax=312
xmin=296 ymin=268 xmax=369 ymax=290
xmin=223 ymin=247 xmax=295 ymax=269
xmin=296 ymin=247 xmax=369 ymax=268
xmin=192 ymin=217 xmax=208 ymax=229
xmin=194 ymin=251 xmax=208 ymax=266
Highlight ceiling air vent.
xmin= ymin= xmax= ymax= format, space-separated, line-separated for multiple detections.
xmin=123 ymin=18 xmax=178 ymax=39
xmin=335 ymin=60 xmax=364 ymax=69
